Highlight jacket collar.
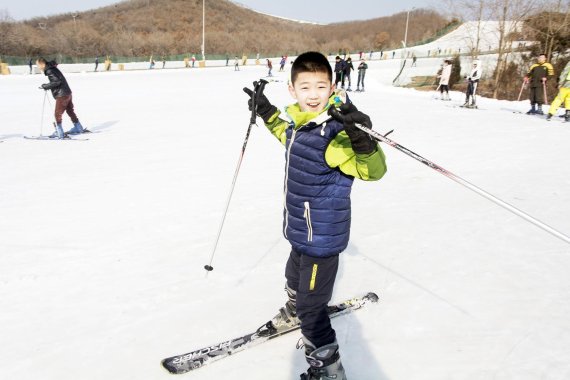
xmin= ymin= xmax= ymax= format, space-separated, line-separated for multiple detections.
xmin=283 ymin=94 xmax=339 ymax=129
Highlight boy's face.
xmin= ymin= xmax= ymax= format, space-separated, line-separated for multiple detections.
xmin=538 ymin=55 xmax=546 ymax=64
xmin=288 ymin=71 xmax=334 ymax=113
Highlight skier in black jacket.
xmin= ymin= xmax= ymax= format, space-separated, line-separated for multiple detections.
xmin=334 ymin=56 xmax=346 ymax=88
xmin=37 ymin=58 xmax=85 ymax=138
xmin=344 ymin=57 xmax=354 ymax=91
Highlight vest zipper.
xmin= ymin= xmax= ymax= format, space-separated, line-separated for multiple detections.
xmin=283 ymin=126 xmax=301 ymax=238
xmin=303 ymin=201 xmax=313 ymax=242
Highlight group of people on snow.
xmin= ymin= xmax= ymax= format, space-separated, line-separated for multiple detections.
xmin=433 ymin=52 xmax=569 ymax=120
xmin=522 ymin=53 xmax=570 ymax=123
xmin=334 ymin=55 xmax=368 ymax=92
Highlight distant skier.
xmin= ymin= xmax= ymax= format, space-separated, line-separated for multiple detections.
xmin=28 ymin=58 xmax=33 ymax=74
xmin=162 ymin=56 xmax=166 ymax=69
xmin=279 ymin=56 xmax=286 ymax=71
xmin=546 ymin=60 xmax=570 ymax=122
xmin=234 ymin=56 xmax=239 ymax=71
xmin=463 ymin=61 xmax=481 ymax=108
xmin=524 ymin=53 xmax=554 ymax=115
xmin=438 ymin=59 xmax=452 ymax=100
xmin=412 ymin=54 xmax=417 ymax=67
xmin=344 ymin=57 xmax=354 ymax=91
xmin=266 ymin=59 xmax=273 ymax=77
xmin=94 ymin=56 xmax=99 ymax=72
xmin=192 ymin=55 xmax=196 ymax=68
xmin=334 ymin=56 xmax=346 ymax=88
xmin=226 ymin=54 xmax=229 ymax=66
xmin=36 ymin=58 xmax=85 ymax=138
xmin=356 ymin=59 xmax=368 ymax=92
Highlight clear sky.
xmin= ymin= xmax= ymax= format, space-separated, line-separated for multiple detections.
xmin=0 ymin=0 xmax=434 ymax=23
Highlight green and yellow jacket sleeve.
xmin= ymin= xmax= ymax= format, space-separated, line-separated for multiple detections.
xmin=325 ymin=131 xmax=387 ymax=181
xmin=559 ymin=63 xmax=570 ymax=88
xmin=263 ymin=109 xmax=289 ymax=145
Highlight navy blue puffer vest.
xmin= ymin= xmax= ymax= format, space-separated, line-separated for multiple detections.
xmin=283 ymin=117 xmax=354 ymax=257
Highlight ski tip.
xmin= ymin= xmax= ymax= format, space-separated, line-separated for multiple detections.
xmin=204 ymin=265 xmax=214 ymax=271
xmin=365 ymin=292 xmax=379 ymax=303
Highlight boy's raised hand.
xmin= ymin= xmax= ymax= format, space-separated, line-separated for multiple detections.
xmin=243 ymin=81 xmax=277 ymax=123
xmin=328 ymin=103 xmax=377 ymax=154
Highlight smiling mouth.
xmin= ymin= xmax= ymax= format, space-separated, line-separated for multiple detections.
xmin=307 ymin=102 xmax=320 ymax=108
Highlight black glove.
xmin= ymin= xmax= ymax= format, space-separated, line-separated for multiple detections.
xmin=40 ymin=84 xmax=49 ymax=90
xmin=328 ymin=103 xmax=377 ymax=154
xmin=243 ymin=81 xmax=277 ymax=123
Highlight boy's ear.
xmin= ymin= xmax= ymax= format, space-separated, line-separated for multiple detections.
xmin=330 ymin=82 xmax=336 ymax=96
xmin=288 ymin=83 xmax=297 ymax=100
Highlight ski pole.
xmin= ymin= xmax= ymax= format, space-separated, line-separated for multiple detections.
xmin=517 ymin=80 xmax=526 ymax=102
xmin=204 ymin=79 xmax=268 ymax=273
xmin=40 ymin=90 xmax=48 ymax=137
xmin=542 ymin=80 xmax=548 ymax=104
xmin=354 ymin=124 xmax=570 ymax=245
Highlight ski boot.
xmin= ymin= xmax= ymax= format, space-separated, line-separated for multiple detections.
xmin=546 ymin=113 xmax=553 ymax=121
xmin=66 ymin=121 xmax=84 ymax=135
xmin=565 ymin=110 xmax=570 ymax=122
xmin=269 ymin=284 xmax=299 ymax=331
xmin=526 ymin=104 xmax=536 ymax=115
xmin=355 ymin=87 xmax=360 ymax=92
xmin=299 ymin=337 xmax=347 ymax=380
xmin=49 ymin=123 xmax=66 ymax=139
xmin=536 ymin=104 xmax=544 ymax=115
xmin=346 ymin=87 xmax=352 ymax=92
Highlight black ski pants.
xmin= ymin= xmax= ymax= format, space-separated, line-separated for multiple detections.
xmin=529 ymin=86 xmax=545 ymax=105
xmin=465 ymin=81 xmax=478 ymax=104
xmin=335 ymin=72 xmax=344 ymax=88
xmin=285 ymin=249 xmax=339 ymax=348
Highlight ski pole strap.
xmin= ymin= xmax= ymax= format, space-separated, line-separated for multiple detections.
xmin=354 ymin=124 xmax=570 ymax=245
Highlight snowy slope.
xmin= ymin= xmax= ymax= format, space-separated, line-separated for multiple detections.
xmin=1 ymin=61 xmax=570 ymax=380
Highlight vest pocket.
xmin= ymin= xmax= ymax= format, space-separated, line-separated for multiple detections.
xmin=303 ymin=201 xmax=313 ymax=242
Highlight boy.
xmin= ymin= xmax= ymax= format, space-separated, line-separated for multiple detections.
xmin=546 ymin=60 xmax=570 ymax=122
xmin=524 ymin=53 xmax=554 ymax=115
xmin=37 ymin=58 xmax=84 ymax=138
xmin=243 ymin=52 xmax=387 ymax=379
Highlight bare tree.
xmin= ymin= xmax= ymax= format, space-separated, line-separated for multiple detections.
xmin=0 ymin=9 xmax=14 ymax=57
xmin=489 ymin=0 xmax=538 ymax=98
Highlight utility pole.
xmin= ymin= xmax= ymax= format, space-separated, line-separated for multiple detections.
xmin=403 ymin=7 xmax=415 ymax=58
xmin=201 ymin=0 xmax=205 ymax=62
xmin=72 ymin=13 xmax=78 ymax=31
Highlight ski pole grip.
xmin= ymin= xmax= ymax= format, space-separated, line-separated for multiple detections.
xmin=249 ymin=79 xmax=269 ymax=125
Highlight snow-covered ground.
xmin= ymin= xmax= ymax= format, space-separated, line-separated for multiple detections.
xmin=1 ymin=59 xmax=570 ymax=380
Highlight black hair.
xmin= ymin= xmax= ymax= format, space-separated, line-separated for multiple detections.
xmin=291 ymin=51 xmax=333 ymax=84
